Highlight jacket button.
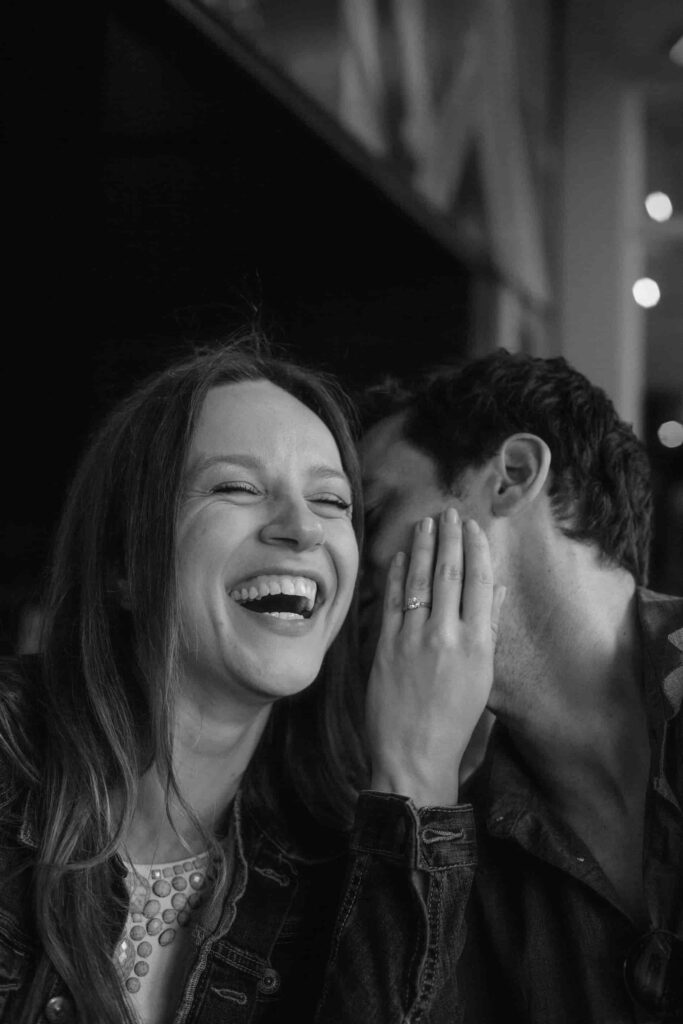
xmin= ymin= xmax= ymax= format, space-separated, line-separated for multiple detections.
xmin=44 ymin=996 xmax=75 ymax=1022
xmin=257 ymin=967 xmax=281 ymax=994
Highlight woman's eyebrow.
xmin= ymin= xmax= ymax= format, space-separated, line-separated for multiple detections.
xmin=190 ymin=453 xmax=260 ymax=472
xmin=185 ymin=453 xmax=260 ymax=481
xmin=187 ymin=454 xmax=351 ymax=486
xmin=309 ymin=465 xmax=352 ymax=486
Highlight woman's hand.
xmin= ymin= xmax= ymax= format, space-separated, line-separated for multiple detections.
xmin=366 ymin=507 xmax=505 ymax=807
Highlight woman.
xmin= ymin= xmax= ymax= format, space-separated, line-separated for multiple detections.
xmin=1 ymin=339 xmax=367 ymax=1022
xmin=0 ymin=338 xmax=501 ymax=1023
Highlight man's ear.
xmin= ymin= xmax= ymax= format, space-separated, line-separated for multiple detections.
xmin=490 ymin=434 xmax=551 ymax=517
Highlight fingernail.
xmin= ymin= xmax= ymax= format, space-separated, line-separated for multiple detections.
xmin=465 ymin=518 xmax=479 ymax=534
xmin=444 ymin=507 xmax=459 ymax=524
xmin=419 ymin=517 xmax=434 ymax=533
xmin=394 ymin=551 xmax=407 ymax=567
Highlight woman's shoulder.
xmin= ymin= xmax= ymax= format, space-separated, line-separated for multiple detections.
xmin=0 ymin=651 xmax=41 ymax=726
xmin=0 ymin=659 xmax=39 ymax=950
xmin=0 ymin=652 xmax=41 ymax=695
xmin=0 ymin=654 xmax=42 ymax=805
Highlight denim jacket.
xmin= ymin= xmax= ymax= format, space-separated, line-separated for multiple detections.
xmin=0 ymin=762 xmax=476 ymax=1022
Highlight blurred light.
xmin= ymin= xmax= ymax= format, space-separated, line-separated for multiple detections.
xmin=657 ymin=421 xmax=683 ymax=448
xmin=632 ymin=278 xmax=661 ymax=308
xmin=670 ymin=34 xmax=683 ymax=67
xmin=644 ymin=191 xmax=673 ymax=222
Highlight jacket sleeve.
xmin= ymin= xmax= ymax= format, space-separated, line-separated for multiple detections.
xmin=315 ymin=791 xmax=476 ymax=1023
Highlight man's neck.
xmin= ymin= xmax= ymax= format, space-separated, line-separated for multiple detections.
xmin=492 ymin=570 xmax=651 ymax=923
xmin=493 ymin=557 xmax=643 ymax=787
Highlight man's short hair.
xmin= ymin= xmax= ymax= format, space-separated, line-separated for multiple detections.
xmin=363 ymin=349 xmax=652 ymax=584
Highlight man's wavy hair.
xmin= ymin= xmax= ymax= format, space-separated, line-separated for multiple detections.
xmin=362 ymin=348 xmax=652 ymax=584
xmin=7 ymin=334 xmax=366 ymax=1024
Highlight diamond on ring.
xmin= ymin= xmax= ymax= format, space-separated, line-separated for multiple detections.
xmin=403 ymin=596 xmax=432 ymax=612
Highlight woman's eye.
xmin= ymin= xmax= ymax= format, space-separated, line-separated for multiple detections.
xmin=311 ymin=494 xmax=353 ymax=514
xmin=210 ymin=482 xmax=259 ymax=497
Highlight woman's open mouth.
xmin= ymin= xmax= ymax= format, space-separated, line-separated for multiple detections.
xmin=228 ymin=574 xmax=320 ymax=620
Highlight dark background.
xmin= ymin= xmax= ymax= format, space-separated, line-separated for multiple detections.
xmin=2 ymin=0 xmax=471 ymax=647
xmin=3 ymin=1 xmax=680 ymax=650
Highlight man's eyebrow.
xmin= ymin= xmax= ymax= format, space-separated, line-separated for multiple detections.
xmin=187 ymin=454 xmax=351 ymax=485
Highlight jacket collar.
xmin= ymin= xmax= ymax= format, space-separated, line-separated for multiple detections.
xmin=241 ymin=790 xmax=346 ymax=865
xmin=18 ymin=785 xmax=345 ymax=870
xmin=637 ymin=587 xmax=683 ymax=718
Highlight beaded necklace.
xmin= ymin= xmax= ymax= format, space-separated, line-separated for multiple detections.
xmin=114 ymin=851 xmax=215 ymax=998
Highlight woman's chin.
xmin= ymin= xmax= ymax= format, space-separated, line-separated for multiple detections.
xmin=246 ymin=668 xmax=321 ymax=703
xmin=220 ymin=654 xmax=323 ymax=706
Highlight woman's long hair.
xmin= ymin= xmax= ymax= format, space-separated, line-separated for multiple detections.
xmin=16 ymin=335 xmax=367 ymax=1022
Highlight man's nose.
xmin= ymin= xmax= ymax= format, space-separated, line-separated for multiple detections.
xmin=259 ymin=498 xmax=325 ymax=551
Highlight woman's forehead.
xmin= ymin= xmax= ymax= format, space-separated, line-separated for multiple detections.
xmin=188 ymin=379 xmax=346 ymax=472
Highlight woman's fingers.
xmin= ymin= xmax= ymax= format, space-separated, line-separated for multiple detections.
xmin=461 ymin=518 xmax=495 ymax=631
xmin=401 ymin=517 xmax=436 ymax=629
xmin=379 ymin=512 xmax=499 ymax=645
xmin=377 ymin=549 xmax=408 ymax=642
xmin=430 ymin=507 xmax=464 ymax=631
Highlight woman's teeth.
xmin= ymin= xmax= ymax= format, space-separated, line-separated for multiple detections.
xmin=229 ymin=574 xmax=318 ymax=618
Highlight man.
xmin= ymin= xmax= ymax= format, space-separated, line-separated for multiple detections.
xmin=333 ymin=350 xmax=682 ymax=1022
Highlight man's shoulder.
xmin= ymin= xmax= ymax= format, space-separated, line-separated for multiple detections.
xmin=636 ymin=588 xmax=683 ymax=654
xmin=637 ymin=585 xmax=683 ymax=619
xmin=636 ymin=587 xmax=683 ymax=717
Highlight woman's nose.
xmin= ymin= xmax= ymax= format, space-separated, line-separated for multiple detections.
xmin=260 ymin=500 xmax=325 ymax=550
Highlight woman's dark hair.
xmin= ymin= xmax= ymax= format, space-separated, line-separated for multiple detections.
xmin=363 ymin=348 xmax=652 ymax=584
xmin=11 ymin=334 xmax=366 ymax=1022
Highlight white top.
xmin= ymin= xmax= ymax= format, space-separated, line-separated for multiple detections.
xmin=113 ymin=852 xmax=212 ymax=1024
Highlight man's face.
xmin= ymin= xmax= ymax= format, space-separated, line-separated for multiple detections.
xmin=359 ymin=412 xmax=479 ymax=669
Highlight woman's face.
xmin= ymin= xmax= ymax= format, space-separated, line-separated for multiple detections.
xmin=176 ymin=379 xmax=359 ymax=710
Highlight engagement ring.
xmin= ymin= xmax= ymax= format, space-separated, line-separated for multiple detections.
xmin=403 ymin=596 xmax=432 ymax=612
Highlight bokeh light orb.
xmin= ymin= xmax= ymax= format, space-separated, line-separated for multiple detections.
xmin=632 ymin=278 xmax=661 ymax=308
xmin=657 ymin=421 xmax=683 ymax=449
xmin=644 ymin=191 xmax=673 ymax=222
